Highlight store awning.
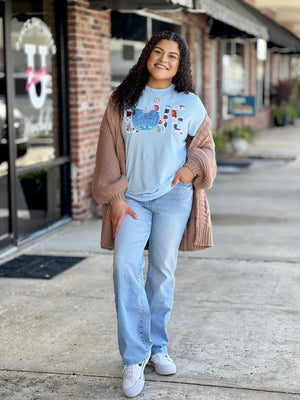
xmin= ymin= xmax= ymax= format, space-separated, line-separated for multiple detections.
xmin=90 ymin=0 xmax=268 ymax=41
xmin=241 ymin=1 xmax=300 ymax=55
xmin=89 ymin=0 xmax=193 ymax=10
xmin=194 ymin=0 xmax=269 ymax=41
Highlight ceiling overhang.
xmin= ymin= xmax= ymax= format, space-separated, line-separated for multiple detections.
xmin=241 ymin=1 xmax=300 ymax=55
xmin=89 ymin=0 xmax=193 ymax=10
xmin=252 ymin=0 xmax=300 ymax=39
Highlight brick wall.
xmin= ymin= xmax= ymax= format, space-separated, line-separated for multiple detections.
xmin=202 ymin=31 xmax=212 ymax=115
xmin=186 ymin=25 xmax=197 ymax=80
xmin=271 ymin=54 xmax=281 ymax=85
xmin=224 ymin=107 xmax=272 ymax=131
xmin=248 ymin=42 xmax=257 ymax=96
xmin=67 ymin=0 xmax=111 ymax=221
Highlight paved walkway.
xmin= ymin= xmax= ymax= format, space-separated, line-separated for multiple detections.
xmin=247 ymin=119 xmax=300 ymax=158
xmin=1 ymin=120 xmax=300 ymax=399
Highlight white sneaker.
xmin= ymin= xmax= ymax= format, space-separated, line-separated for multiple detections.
xmin=149 ymin=353 xmax=176 ymax=375
xmin=122 ymin=356 xmax=150 ymax=398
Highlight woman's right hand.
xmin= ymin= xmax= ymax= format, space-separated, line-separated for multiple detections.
xmin=111 ymin=199 xmax=138 ymax=238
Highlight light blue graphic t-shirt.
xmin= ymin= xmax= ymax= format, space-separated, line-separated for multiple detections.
xmin=121 ymin=84 xmax=206 ymax=201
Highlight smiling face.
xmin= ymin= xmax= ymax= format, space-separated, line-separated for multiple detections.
xmin=146 ymin=39 xmax=180 ymax=89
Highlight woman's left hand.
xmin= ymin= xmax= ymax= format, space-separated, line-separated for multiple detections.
xmin=171 ymin=166 xmax=194 ymax=187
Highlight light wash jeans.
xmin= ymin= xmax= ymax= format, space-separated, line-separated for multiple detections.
xmin=113 ymin=182 xmax=193 ymax=366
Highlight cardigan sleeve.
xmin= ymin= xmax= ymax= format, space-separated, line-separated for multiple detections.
xmin=92 ymin=98 xmax=128 ymax=205
xmin=184 ymin=113 xmax=217 ymax=189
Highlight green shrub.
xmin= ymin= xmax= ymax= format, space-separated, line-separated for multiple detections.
xmin=272 ymin=104 xmax=298 ymax=126
xmin=223 ymin=124 xmax=254 ymax=142
xmin=213 ymin=130 xmax=227 ymax=154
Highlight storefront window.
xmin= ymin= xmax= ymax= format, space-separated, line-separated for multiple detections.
xmin=111 ymin=12 xmax=182 ymax=89
xmin=10 ymin=0 xmax=68 ymax=237
xmin=222 ymin=40 xmax=246 ymax=119
xmin=152 ymin=19 xmax=181 ymax=36
xmin=12 ymin=6 xmax=59 ymax=167
xmin=223 ymin=41 xmax=246 ymax=94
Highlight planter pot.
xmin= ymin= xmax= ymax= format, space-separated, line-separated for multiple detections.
xmin=274 ymin=115 xmax=287 ymax=126
xmin=231 ymin=138 xmax=249 ymax=155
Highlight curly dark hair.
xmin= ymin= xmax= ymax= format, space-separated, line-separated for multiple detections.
xmin=112 ymin=31 xmax=195 ymax=112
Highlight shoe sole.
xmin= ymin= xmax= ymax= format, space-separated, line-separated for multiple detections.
xmin=123 ymin=379 xmax=145 ymax=398
xmin=148 ymin=360 xmax=176 ymax=376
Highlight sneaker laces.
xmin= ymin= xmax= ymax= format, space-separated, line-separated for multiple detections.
xmin=163 ymin=354 xmax=173 ymax=362
xmin=123 ymin=365 xmax=134 ymax=379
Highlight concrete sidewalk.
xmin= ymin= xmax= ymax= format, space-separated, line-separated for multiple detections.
xmin=1 ymin=121 xmax=300 ymax=399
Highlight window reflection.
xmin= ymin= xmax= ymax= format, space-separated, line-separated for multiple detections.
xmin=11 ymin=0 xmax=65 ymax=237
xmin=11 ymin=2 xmax=59 ymax=168
xmin=222 ymin=40 xmax=246 ymax=120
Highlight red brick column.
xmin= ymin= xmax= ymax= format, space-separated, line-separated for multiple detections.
xmin=248 ymin=42 xmax=257 ymax=96
xmin=67 ymin=0 xmax=111 ymax=221
xmin=202 ymin=31 xmax=212 ymax=115
xmin=271 ymin=53 xmax=281 ymax=85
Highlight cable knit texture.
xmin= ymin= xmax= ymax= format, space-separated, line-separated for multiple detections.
xmin=92 ymin=96 xmax=217 ymax=251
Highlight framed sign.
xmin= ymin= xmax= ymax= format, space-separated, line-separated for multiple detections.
xmin=228 ymin=95 xmax=256 ymax=116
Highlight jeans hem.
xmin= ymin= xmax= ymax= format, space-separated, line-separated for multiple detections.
xmin=123 ymin=349 xmax=152 ymax=366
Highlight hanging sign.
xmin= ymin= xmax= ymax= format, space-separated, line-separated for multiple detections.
xmin=257 ymin=38 xmax=267 ymax=61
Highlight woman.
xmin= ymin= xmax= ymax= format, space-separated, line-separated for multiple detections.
xmin=93 ymin=31 xmax=216 ymax=398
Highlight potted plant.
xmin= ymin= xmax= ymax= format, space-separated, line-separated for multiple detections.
xmin=270 ymin=79 xmax=298 ymax=126
xmin=271 ymin=106 xmax=289 ymax=126
xmin=272 ymin=104 xmax=298 ymax=126
xmin=291 ymin=77 xmax=300 ymax=118
xmin=223 ymin=124 xmax=254 ymax=155
xmin=286 ymin=105 xmax=298 ymax=124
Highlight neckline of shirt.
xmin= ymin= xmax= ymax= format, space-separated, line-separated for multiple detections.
xmin=145 ymin=83 xmax=175 ymax=94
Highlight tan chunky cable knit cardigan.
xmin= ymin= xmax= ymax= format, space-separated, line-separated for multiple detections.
xmin=93 ymin=96 xmax=217 ymax=251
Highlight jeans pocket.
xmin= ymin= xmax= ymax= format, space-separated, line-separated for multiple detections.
xmin=178 ymin=181 xmax=193 ymax=188
xmin=173 ymin=181 xmax=193 ymax=203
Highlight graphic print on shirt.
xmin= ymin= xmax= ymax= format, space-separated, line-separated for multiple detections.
xmin=132 ymin=108 xmax=160 ymax=130
xmin=126 ymin=104 xmax=185 ymax=135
